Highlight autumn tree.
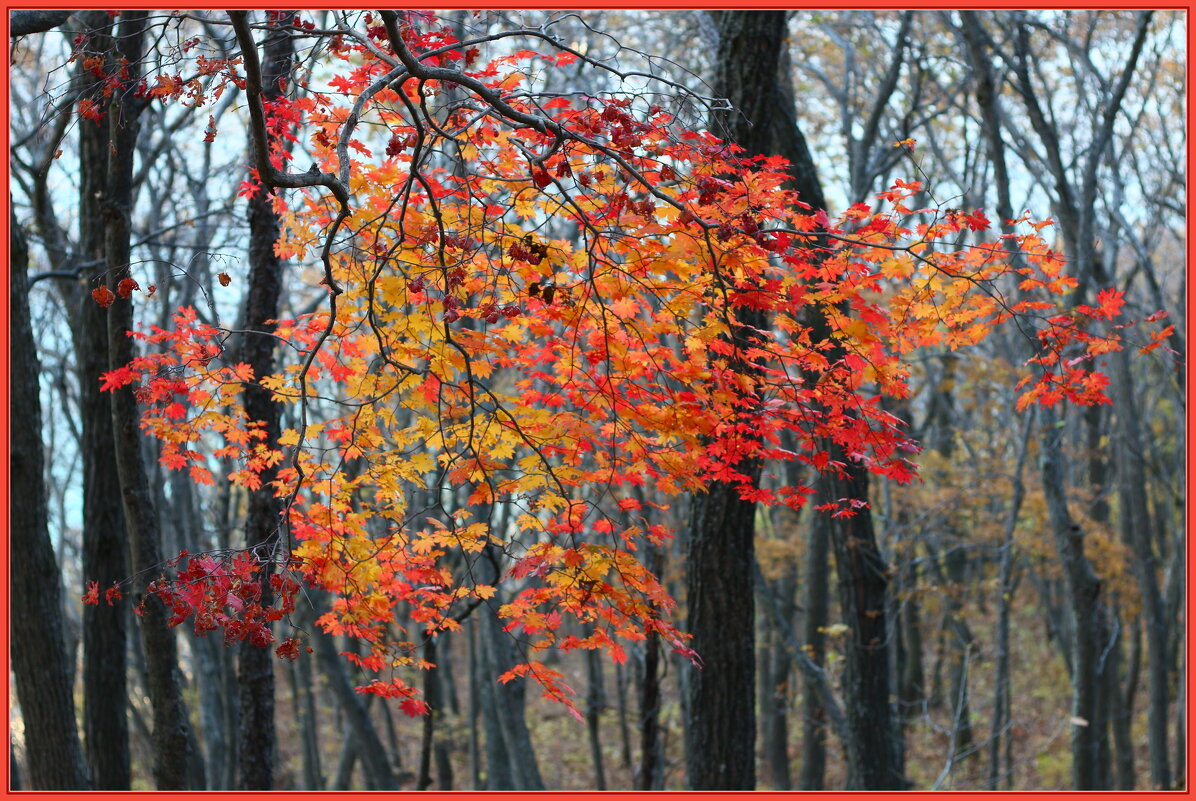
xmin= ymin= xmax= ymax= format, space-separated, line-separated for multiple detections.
xmin=13 ymin=10 xmax=1175 ymax=791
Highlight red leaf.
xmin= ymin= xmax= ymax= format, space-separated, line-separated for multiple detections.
xmin=117 ymin=277 xmax=139 ymax=298
xmin=964 ymin=209 xmax=991 ymax=231
xmin=91 ymin=285 xmax=115 ymax=308
xmin=1093 ymin=287 xmax=1126 ymax=319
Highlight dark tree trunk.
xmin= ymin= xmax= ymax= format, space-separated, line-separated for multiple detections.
xmin=822 ymin=466 xmax=905 ymax=789
xmin=1112 ymin=348 xmax=1171 ymax=789
xmin=585 ymin=644 xmax=608 ymax=790
xmin=761 ymin=562 xmax=795 ymax=790
xmin=73 ymin=11 xmax=131 ymax=788
xmin=468 ymin=617 xmax=484 ymax=789
xmin=236 ymin=11 xmax=295 ymax=790
xmin=799 ymin=509 xmax=831 ymax=790
xmin=1107 ymin=609 xmax=1136 ymax=790
xmin=896 ymin=542 xmax=925 ymax=722
xmin=418 ymin=638 xmax=442 ymax=790
xmin=288 ymin=649 xmax=324 ymax=789
xmin=104 ymin=11 xmax=193 ymax=789
xmin=633 ymin=540 xmax=664 ymax=791
xmin=10 ymin=212 xmax=90 ymax=790
xmin=1039 ymin=408 xmax=1114 ymax=789
xmin=697 ymin=11 xmax=907 ymax=790
xmin=683 ymin=11 xmax=797 ymax=790
xmin=685 ymin=476 xmax=758 ymax=790
xmin=635 ymin=626 xmax=665 ymax=790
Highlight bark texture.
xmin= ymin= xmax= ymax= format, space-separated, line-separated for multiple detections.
xmin=104 ymin=12 xmax=193 ymax=789
xmin=236 ymin=11 xmax=295 ymax=789
xmin=10 ymin=212 xmax=90 ymax=790
xmin=74 ymin=12 xmax=131 ymax=788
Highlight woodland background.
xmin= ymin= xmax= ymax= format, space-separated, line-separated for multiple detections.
xmin=8 ymin=9 xmax=1186 ymax=792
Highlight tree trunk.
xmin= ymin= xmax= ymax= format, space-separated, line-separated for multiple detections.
xmin=1112 ymin=348 xmax=1171 ymax=789
xmin=799 ymin=508 xmax=830 ymax=789
xmin=988 ymin=414 xmax=1032 ymax=790
xmin=1039 ymin=407 xmax=1113 ymax=789
xmin=468 ymin=617 xmax=484 ymax=789
xmin=10 ymin=211 xmax=90 ymax=790
xmin=288 ymin=647 xmax=324 ymax=789
xmin=635 ymin=626 xmax=665 ymax=790
xmin=685 ymin=476 xmax=758 ymax=790
xmin=683 ymin=11 xmax=799 ymax=789
xmin=74 ymin=11 xmax=131 ymax=788
xmin=103 ymin=11 xmax=194 ymax=790
xmin=823 ymin=465 xmax=905 ymax=789
xmin=235 ymin=11 xmax=295 ymax=790
xmin=418 ymin=638 xmax=442 ymax=790
xmin=1107 ymin=609 xmax=1136 ymax=790
xmin=760 ymin=571 xmax=794 ymax=790
xmin=585 ymin=644 xmax=608 ymax=790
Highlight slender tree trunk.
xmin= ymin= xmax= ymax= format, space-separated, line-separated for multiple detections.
xmin=284 ymin=597 xmax=323 ymax=789
xmin=418 ymin=638 xmax=442 ymax=790
xmin=1039 ymin=408 xmax=1113 ymax=789
xmin=896 ymin=541 xmax=925 ymax=722
xmin=468 ymin=617 xmax=484 ymax=789
xmin=585 ymin=644 xmax=608 ymax=790
xmin=289 ymin=647 xmax=324 ymax=789
xmin=103 ymin=11 xmax=194 ymax=789
xmin=1112 ymin=348 xmax=1171 ymax=788
xmin=1107 ymin=607 xmax=1136 ymax=790
xmin=235 ymin=11 xmax=296 ymax=789
xmin=635 ymin=626 xmax=665 ymax=790
xmin=988 ymin=414 xmax=1032 ymax=790
xmin=799 ymin=509 xmax=830 ymax=789
xmin=823 ymin=465 xmax=905 ymax=789
xmin=943 ymin=546 xmax=976 ymax=765
xmin=10 ymin=212 xmax=90 ymax=790
xmin=760 ymin=561 xmax=795 ymax=790
xmin=74 ymin=11 xmax=131 ymax=787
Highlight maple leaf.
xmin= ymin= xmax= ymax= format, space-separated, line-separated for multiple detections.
xmin=1092 ymin=287 xmax=1126 ymax=319
xmin=963 ymin=209 xmax=990 ymax=231
xmin=77 ymin=98 xmax=103 ymax=123
xmin=91 ymin=285 xmax=116 ymax=308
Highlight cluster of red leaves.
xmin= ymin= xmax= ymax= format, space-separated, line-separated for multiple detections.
xmin=82 ymin=580 xmax=124 ymax=606
xmin=142 ymin=551 xmax=306 ymax=658
xmin=1015 ymin=287 xmax=1133 ymax=410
